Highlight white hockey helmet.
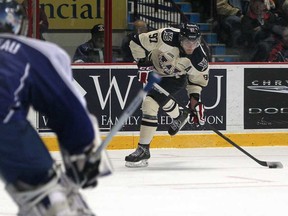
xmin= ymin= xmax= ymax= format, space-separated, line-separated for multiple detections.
xmin=0 ymin=0 xmax=28 ymax=35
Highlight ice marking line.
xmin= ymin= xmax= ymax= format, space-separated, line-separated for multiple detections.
xmin=146 ymin=182 xmax=256 ymax=187
xmin=227 ymin=176 xmax=274 ymax=183
xmin=175 ymin=184 xmax=288 ymax=190
xmin=0 ymin=214 xmax=17 ymax=216
xmin=142 ymin=183 xmax=288 ymax=190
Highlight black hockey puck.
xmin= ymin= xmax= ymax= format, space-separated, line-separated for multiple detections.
xmin=269 ymin=165 xmax=277 ymax=169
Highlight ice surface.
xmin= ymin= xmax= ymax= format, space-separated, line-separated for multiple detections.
xmin=0 ymin=146 xmax=288 ymax=216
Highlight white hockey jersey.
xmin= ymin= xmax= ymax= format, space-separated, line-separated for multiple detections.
xmin=129 ymin=27 xmax=210 ymax=95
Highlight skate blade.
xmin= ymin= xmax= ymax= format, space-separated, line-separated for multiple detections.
xmin=125 ymin=159 xmax=149 ymax=168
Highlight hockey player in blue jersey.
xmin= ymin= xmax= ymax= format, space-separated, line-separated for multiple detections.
xmin=0 ymin=1 xmax=111 ymax=215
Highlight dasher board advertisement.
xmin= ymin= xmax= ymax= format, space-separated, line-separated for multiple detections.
xmin=244 ymin=68 xmax=288 ymax=129
xmin=38 ymin=67 xmax=227 ymax=132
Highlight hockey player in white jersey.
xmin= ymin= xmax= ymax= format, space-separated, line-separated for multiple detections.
xmin=125 ymin=23 xmax=210 ymax=167
xmin=0 ymin=1 xmax=111 ymax=215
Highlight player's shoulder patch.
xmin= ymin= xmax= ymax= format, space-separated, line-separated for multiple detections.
xmin=162 ymin=30 xmax=174 ymax=42
xmin=161 ymin=29 xmax=179 ymax=46
xmin=198 ymin=57 xmax=208 ymax=71
xmin=190 ymin=46 xmax=209 ymax=72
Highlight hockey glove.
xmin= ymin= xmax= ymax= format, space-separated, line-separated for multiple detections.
xmin=137 ymin=57 xmax=154 ymax=83
xmin=190 ymin=102 xmax=205 ymax=126
xmin=62 ymin=144 xmax=102 ymax=189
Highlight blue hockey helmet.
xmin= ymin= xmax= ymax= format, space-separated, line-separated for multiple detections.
xmin=179 ymin=23 xmax=201 ymax=41
xmin=0 ymin=0 xmax=28 ymax=35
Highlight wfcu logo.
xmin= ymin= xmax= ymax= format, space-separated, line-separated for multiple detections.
xmin=38 ymin=68 xmax=142 ymax=132
xmin=244 ymin=68 xmax=288 ymax=129
xmin=38 ymin=68 xmax=227 ymax=133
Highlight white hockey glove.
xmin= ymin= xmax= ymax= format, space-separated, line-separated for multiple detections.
xmin=137 ymin=58 xmax=154 ymax=84
xmin=190 ymin=102 xmax=205 ymax=126
xmin=62 ymin=144 xmax=101 ymax=189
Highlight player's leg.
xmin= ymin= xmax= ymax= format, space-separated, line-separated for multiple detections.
xmin=0 ymin=120 xmax=95 ymax=216
xmin=167 ymin=107 xmax=189 ymax=136
xmin=163 ymin=98 xmax=189 ymax=136
xmin=125 ymin=76 xmax=187 ymax=167
xmin=156 ymin=76 xmax=189 ymax=136
xmin=125 ymin=96 xmax=159 ymax=167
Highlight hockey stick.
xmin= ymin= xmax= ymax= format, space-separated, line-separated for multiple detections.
xmin=153 ymin=83 xmax=283 ymax=169
xmin=95 ymin=72 xmax=162 ymax=156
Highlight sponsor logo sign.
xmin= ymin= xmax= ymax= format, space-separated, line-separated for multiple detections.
xmin=244 ymin=68 xmax=288 ymax=129
xmin=40 ymin=0 xmax=126 ymax=30
xmin=38 ymin=68 xmax=227 ymax=132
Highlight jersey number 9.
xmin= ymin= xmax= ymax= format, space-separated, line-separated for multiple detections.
xmin=149 ymin=33 xmax=158 ymax=43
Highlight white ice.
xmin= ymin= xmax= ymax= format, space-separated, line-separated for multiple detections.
xmin=0 ymin=146 xmax=288 ymax=216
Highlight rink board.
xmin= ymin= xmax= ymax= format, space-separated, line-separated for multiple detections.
xmin=42 ymin=132 xmax=288 ymax=151
xmin=27 ymin=63 xmax=288 ymax=150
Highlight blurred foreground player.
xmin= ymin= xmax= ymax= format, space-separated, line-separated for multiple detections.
xmin=125 ymin=23 xmax=210 ymax=167
xmin=0 ymin=1 xmax=111 ymax=215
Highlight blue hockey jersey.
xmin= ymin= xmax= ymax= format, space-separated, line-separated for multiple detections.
xmin=0 ymin=34 xmax=95 ymax=154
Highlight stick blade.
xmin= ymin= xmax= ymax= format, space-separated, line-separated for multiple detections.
xmin=267 ymin=161 xmax=283 ymax=169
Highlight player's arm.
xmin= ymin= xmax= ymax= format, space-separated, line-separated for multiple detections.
xmin=49 ymin=52 xmax=111 ymax=187
xmin=129 ymin=29 xmax=163 ymax=60
xmin=186 ymin=46 xmax=210 ymax=100
xmin=186 ymin=51 xmax=209 ymax=125
xmin=129 ymin=29 xmax=163 ymax=83
xmin=29 ymin=41 xmax=111 ymax=188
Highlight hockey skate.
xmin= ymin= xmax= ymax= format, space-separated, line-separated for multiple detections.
xmin=168 ymin=110 xmax=189 ymax=136
xmin=125 ymin=144 xmax=150 ymax=168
